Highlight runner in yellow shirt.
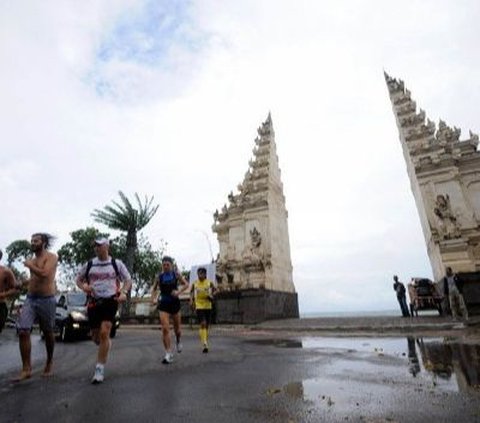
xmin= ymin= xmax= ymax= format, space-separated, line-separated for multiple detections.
xmin=190 ymin=267 xmax=216 ymax=353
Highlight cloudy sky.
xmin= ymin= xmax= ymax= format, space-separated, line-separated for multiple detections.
xmin=1 ymin=1 xmax=479 ymax=314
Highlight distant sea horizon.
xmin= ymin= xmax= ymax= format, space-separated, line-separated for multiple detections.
xmin=300 ymin=309 xmax=400 ymax=318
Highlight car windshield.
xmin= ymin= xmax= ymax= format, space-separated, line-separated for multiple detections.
xmin=68 ymin=292 xmax=87 ymax=306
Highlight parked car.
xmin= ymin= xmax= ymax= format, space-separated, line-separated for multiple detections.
xmin=55 ymin=291 xmax=120 ymax=341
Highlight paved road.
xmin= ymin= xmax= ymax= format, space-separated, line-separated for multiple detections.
xmin=1 ymin=327 xmax=479 ymax=423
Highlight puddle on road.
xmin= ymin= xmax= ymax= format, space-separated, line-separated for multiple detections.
xmin=251 ymin=336 xmax=480 ymax=394
xmin=246 ymin=338 xmax=303 ymax=348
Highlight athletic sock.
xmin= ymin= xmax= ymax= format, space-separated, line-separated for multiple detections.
xmin=199 ymin=328 xmax=207 ymax=344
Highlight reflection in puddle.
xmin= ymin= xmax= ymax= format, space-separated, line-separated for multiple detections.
xmin=407 ymin=336 xmax=480 ymax=392
xmin=251 ymin=336 xmax=480 ymax=393
xmin=302 ymin=336 xmax=480 ymax=393
xmin=246 ymin=339 xmax=303 ymax=348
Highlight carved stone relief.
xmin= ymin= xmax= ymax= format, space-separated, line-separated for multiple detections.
xmin=433 ymin=194 xmax=462 ymax=240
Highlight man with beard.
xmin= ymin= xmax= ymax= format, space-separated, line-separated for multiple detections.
xmin=15 ymin=233 xmax=58 ymax=381
xmin=0 ymin=249 xmax=19 ymax=333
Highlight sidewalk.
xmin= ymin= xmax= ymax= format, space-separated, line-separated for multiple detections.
xmin=252 ymin=314 xmax=480 ymax=334
xmin=121 ymin=314 xmax=480 ymax=334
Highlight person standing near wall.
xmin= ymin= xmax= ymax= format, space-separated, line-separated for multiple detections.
xmin=442 ymin=267 xmax=469 ymax=321
xmin=393 ymin=275 xmax=410 ymax=317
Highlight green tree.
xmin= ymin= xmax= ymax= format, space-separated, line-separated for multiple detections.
xmin=6 ymin=239 xmax=31 ymax=268
xmin=57 ymin=227 xmax=110 ymax=268
xmin=57 ymin=227 xmax=110 ymax=290
xmin=111 ymin=234 xmax=166 ymax=297
xmin=91 ymin=191 xmax=159 ymax=273
xmin=56 ymin=226 xmax=166 ymax=318
xmin=5 ymin=239 xmax=31 ymax=314
xmin=6 ymin=239 xmax=31 ymax=283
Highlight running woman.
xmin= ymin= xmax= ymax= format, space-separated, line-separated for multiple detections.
xmin=151 ymin=256 xmax=189 ymax=364
xmin=190 ymin=267 xmax=216 ymax=353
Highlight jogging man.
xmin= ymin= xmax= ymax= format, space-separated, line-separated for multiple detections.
xmin=16 ymin=233 xmax=58 ymax=381
xmin=76 ymin=238 xmax=132 ymax=384
xmin=151 ymin=256 xmax=189 ymax=364
xmin=190 ymin=267 xmax=216 ymax=353
xmin=0 ymin=249 xmax=19 ymax=333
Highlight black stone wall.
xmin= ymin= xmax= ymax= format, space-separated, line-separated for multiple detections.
xmin=213 ymin=289 xmax=299 ymax=324
xmin=459 ymin=271 xmax=480 ymax=315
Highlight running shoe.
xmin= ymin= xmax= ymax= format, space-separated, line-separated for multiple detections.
xmin=162 ymin=352 xmax=173 ymax=364
xmin=176 ymin=341 xmax=183 ymax=353
xmin=202 ymin=344 xmax=209 ymax=354
xmin=91 ymin=365 xmax=104 ymax=384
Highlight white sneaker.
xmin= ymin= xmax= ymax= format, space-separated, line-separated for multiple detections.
xmin=91 ymin=365 xmax=104 ymax=384
xmin=162 ymin=352 xmax=173 ymax=364
xmin=176 ymin=341 xmax=183 ymax=353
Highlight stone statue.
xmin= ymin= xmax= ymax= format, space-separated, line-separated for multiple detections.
xmin=241 ymin=227 xmax=263 ymax=265
xmin=426 ymin=118 xmax=435 ymax=132
xmin=436 ymin=120 xmax=460 ymax=143
xmin=433 ymin=194 xmax=461 ymax=239
xmin=250 ymin=227 xmax=261 ymax=248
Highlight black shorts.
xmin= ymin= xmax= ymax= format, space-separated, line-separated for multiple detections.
xmin=87 ymin=297 xmax=118 ymax=329
xmin=157 ymin=298 xmax=181 ymax=315
xmin=0 ymin=302 xmax=8 ymax=332
xmin=196 ymin=309 xmax=211 ymax=325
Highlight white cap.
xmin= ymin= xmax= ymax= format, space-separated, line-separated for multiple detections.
xmin=94 ymin=237 xmax=109 ymax=246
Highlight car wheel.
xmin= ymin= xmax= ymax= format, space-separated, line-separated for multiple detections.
xmin=60 ymin=322 xmax=73 ymax=342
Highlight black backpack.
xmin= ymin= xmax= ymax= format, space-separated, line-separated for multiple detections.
xmin=85 ymin=258 xmax=120 ymax=283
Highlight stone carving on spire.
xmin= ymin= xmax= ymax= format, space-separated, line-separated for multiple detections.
xmin=400 ymin=109 xmax=426 ymax=127
xmin=469 ymin=130 xmax=479 ymax=142
xmin=212 ymin=113 xmax=296 ymax=298
xmin=435 ymin=120 xmax=461 ymax=144
xmin=433 ymin=194 xmax=461 ymax=239
xmin=241 ymin=226 xmax=264 ymax=266
xmin=250 ymin=227 xmax=261 ymax=248
xmin=396 ymin=101 xmax=417 ymax=116
xmin=257 ymin=116 xmax=273 ymax=137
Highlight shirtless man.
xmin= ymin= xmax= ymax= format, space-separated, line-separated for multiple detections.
xmin=16 ymin=233 xmax=58 ymax=381
xmin=0 ymin=249 xmax=19 ymax=333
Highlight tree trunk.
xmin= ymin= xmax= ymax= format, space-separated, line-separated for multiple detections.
xmin=122 ymin=229 xmax=137 ymax=317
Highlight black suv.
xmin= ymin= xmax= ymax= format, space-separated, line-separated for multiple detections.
xmin=55 ymin=292 xmax=120 ymax=341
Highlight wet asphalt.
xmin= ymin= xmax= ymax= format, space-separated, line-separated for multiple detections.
xmin=1 ymin=322 xmax=480 ymax=423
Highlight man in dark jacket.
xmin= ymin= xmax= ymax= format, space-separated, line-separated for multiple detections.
xmin=442 ymin=267 xmax=468 ymax=320
xmin=393 ymin=275 xmax=410 ymax=317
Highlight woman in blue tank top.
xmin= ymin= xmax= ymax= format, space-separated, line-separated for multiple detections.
xmin=151 ymin=256 xmax=189 ymax=364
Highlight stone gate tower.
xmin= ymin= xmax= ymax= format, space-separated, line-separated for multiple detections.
xmin=211 ymin=114 xmax=298 ymax=322
xmin=385 ymin=72 xmax=480 ymax=281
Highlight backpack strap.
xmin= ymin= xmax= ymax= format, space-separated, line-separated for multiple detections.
xmin=85 ymin=260 xmax=93 ymax=284
xmin=85 ymin=258 xmax=120 ymax=283
xmin=111 ymin=258 xmax=120 ymax=279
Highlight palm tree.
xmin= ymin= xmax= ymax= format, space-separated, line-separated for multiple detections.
xmin=91 ymin=191 xmax=159 ymax=273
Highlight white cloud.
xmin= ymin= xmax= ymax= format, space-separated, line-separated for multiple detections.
xmin=1 ymin=0 xmax=479 ymax=313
